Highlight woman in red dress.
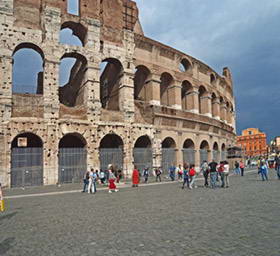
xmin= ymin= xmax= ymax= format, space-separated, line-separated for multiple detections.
xmin=132 ymin=166 xmax=140 ymax=187
xmin=108 ymin=167 xmax=118 ymax=193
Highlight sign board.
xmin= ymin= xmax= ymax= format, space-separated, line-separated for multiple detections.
xmin=17 ymin=137 xmax=27 ymax=147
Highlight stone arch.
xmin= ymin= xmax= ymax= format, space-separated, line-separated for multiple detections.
xmin=134 ymin=65 xmax=151 ymax=102
xmin=210 ymin=73 xmax=216 ymax=85
xmin=99 ymin=134 xmax=124 ymax=171
xmin=179 ymin=58 xmax=192 ymax=73
xmin=100 ymin=58 xmax=124 ymax=111
xmin=58 ymin=133 xmax=87 ymax=184
xmin=60 ymin=21 xmax=87 ymax=46
xmin=12 ymin=43 xmax=45 ymax=94
xmin=162 ymin=137 xmax=177 ymax=173
xmin=59 ymin=52 xmax=88 ymax=107
xmin=211 ymin=93 xmax=219 ymax=118
xmin=182 ymin=139 xmax=195 ymax=165
xmin=198 ymin=86 xmax=208 ymax=114
xmin=160 ymin=72 xmax=174 ymax=106
xmin=212 ymin=142 xmax=220 ymax=162
xmin=226 ymin=101 xmax=231 ymax=123
xmin=219 ymin=96 xmax=226 ymax=121
xmin=181 ymin=80 xmax=193 ymax=110
xmin=200 ymin=140 xmax=210 ymax=164
xmin=221 ymin=143 xmax=227 ymax=161
xmin=11 ymin=132 xmax=44 ymax=187
xmin=133 ymin=135 xmax=153 ymax=173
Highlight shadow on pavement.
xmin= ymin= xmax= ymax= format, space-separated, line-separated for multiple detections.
xmin=0 ymin=212 xmax=18 ymax=223
xmin=0 ymin=237 xmax=15 ymax=255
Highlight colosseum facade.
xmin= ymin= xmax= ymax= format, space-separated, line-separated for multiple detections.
xmin=0 ymin=0 xmax=236 ymax=187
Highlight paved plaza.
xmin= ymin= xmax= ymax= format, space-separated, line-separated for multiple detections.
xmin=0 ymin=170 xmax=280 ymax=256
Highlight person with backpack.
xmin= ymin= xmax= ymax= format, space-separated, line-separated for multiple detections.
xmin=155 ymin=168 xmax=162 ymax=182
xmin=234 ymin=161 xmax=240 ymax=175
xmin=88 ymin=168 xmax=98 ymax=194
xmin=217 ymin=161 xmax=224 ymax=183
xmin=169 ymin=164 xmax=176 ymax=181
xmin=240 ymin=160 xmax=245 ymax=176
xmin=99 ymin=169 xmax=106 ymax=184
xmin=201 ymin=160 xmax=209 ymax=187
xmin=82 ymin=170 xmax=90 ymax=192
xmin=143 ymin=168 xmax=149 ymax=183
xmin=258 ymin=161 xmax=269 ymax=181
xmin=222 ymin=161 xmax=230 ymax=188
xmin=274 ymin=153 xmax=280 ymax=180
xmin=208 ymin=159 xmax=218 ymax=189
xmin=177 ymin=164 xmax=183 ymax=180
xmin=189 ymin=164 xmax=197 ymax=189
xmin=181 ymin=163 xmax=190 ymax=189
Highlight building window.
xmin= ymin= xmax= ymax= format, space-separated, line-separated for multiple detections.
xmin=67 ymin=0 xmax=80 ymax=16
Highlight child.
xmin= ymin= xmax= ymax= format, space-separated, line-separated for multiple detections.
xmin=108 ymin=169 xmax=118 ymax=193
xmin=189 ymin=164 xmax=197 ymax=189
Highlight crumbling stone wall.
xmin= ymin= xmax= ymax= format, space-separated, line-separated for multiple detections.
xmin=0 ymin=0 xmax=236 ymax=187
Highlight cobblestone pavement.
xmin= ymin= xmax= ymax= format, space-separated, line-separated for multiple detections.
xmin=1 ymin=170 xmax=280 ymax=256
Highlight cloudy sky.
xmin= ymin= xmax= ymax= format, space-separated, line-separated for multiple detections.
xmin=135 ymin=0 xmax=280 ymax=142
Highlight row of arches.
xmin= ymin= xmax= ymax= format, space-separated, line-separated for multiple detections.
xmin=10 ymin=132 xmax=227 ymax=187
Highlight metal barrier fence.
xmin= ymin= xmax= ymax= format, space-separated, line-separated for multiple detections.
xmin=99 ymin=148 xmax=123 ymax=171
xmin=133 ymin=148 xmax=153 ymax=174
xmin=200 ymin=149 xmax=208 ymax=164
xmin=221 ymin=151 xmax=227 ymax=161
xmin=58 ymin=148 xmax=87 ymax=184
xmin=182 ymin=149 xmax=196 ymax=165
xmin=162 ymin=148 xmax=176 ymax=174
xmin=212 ymin=150 xmax=220 ymax=162
xmin=11 ymin=147 xmax=43 ymax=187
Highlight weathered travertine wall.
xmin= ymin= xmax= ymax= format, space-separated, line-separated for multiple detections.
xmin=0 ymin=0 xmax=236 ymax=187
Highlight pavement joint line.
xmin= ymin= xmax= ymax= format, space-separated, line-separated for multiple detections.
xmin=4 ymin=169 xmax=259 ymax=200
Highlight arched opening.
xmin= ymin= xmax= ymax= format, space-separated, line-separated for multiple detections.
xmin=134 ymin=65 xmax=151 ymax=102
xmin=12 ymin=43 xmax=44 ymax=94
xmin=100 ymin=58 xmax=123 ymax=111
xmin=182 ymin=139 xmax=195 ymax=165
xmin=99 ymin=134 xmax=124 ymax=171
xmin=226 ymin=102 xmax=231 ymax=123
xmin=58 ymin=133 xmax=87 ymax=184
xmin=11 ymin=133 xmax=43 ymax=187
xmin=212 ymin=142 xmax=220 ymax=162
xmin=221 ymin=143 xmax=227 ymax=161
xmin=211 ymin=93 xmax=218 ymax=117
xmin=210 ymin=73 xmax=216 ymax=85
xmin=133 ymin=135 xmax=153 ymax=173
xmin=179 ymin=58 xmax=192 ymax=73
xmin=60 ymin=22 xmax=87 ymax=46
xmin=59 ymin=53 xmax=87 ymax=107
xmin=67 ymin=0 xmax=80 ymax=16
xmin=200 ymin=140 xmax=210 ymax=164
xmin=220 ymin=96 xmax=225 ymax=121
xmin=162 ymin=137 xmax=176 ymax=173
xmin=181 ymin=80 xmax=193 ymax=110
xmin=198 ymin=86 xmax=208 ymax=114
xmin=160 ymin=72 xmax=173 ymax=106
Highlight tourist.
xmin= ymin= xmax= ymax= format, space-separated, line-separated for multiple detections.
xmin=143 ymin=167 xmax=149 ymax=183
xmin=177 ymin=164 xmax=183 ymax=180
xmin=258 ymin=161 xmax=268 ymax=181
xmin=208 ymin=159 xmax=218 ymax=189
xmin=82 ymin=169 xmax=90 ymax=192
xmin=108 ymin=167 xmax=118 ymax=193
xmin=132 ymin=166 xmax=140 ymax=187
xmin=181 ymin=163 xmax=190 ymax=189
xmin=240 ymin=160 xmax=245 ymax=176
xmin=189 ymin=164 xmax=197 ymax=189
xmin=99 ymin=169 xmax=106 ymax=184
xmin=201 ymin=160 xmax=209 ymax=187
xmin=155 ymin=168 xmax=162 ymax=182
xmin=116 ymin=169 xmax=123 ymax=183
xmin=88 ymin=168 xmax=98 ymax=194
xmin=169 ymin=164 xmax=176 ymax=181
xmin=274 ymin=154 xmax=280 ymax=180
xmin=222 ymin=161 xmax=230 ymax=188
xmin=234 ymin=161 xmax=240 ymax=175
xmin=217 ymin=161 xmax=224 ymax=182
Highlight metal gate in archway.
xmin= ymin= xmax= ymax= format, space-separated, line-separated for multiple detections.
xmin=200 ymin=149 xmax=208 ymax=164
xmin=11 ymin=147 xmax=43 ymax=187
xmin=99 ymin=148 xmax=123 ymax=171
xmin=162 ymin=148 xmax=176 ymax=174
xmin=212 ymin=150 xmax=220 ymax=162
xmin=58 ymin=148 xmax=87 ymax=184
xmin=182 ymin=149 xmax=196 ymax=165
xmin=133 ymin=148 xmax=153 ymax=174
xmin=221 ymin=151 xmax=227 ymax=161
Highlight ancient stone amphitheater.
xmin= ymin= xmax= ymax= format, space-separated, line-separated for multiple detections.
xmin=0 ymin=0 xmax=236 ymax=187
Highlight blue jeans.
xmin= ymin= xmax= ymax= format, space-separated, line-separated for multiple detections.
xmin=210 ymin=172 xmax=217 ymax=188
xmin=260 ymin=171 xmax=268 ymax=181
xmin=182 ymin=177 xmax=189 ymax=189
xmin=277 ymin=165 xmax=280 ymax=179
xmin=83 ymin=179 xmax=89 ymax=192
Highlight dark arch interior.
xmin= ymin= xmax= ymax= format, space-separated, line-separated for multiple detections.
xmin=12 ymin=133 xmax=43 ymax=148
xmin=213 ymin=142 xmax=219 ymax=150
xmin=100 ymin=134 xmax=123 ymax=148
xmin=179 ymin=58 xmax=191 ymax=72
xmin=200 ymin=141 xmax=209 ymax=150
xmin=199 ymin=86 xmax=207 ymax=97
xmin=183 ymin=139 xmax=194 ymax=149
xmin=162 ymin=137 xmax=176 ymax=148
xmin=135 ymin=136 xmax=151 ymax=148
xmin=134 ymin=65 xmax=151 ymax=101
xmin=60 ymin=21 xmax=87 ymax=46
xmin=210 ymin=74 xmax=216 ymax=84
xmin=59 ymin=134 xmax=86 ymax=148
xmin=221 ymin=144 xmax=226 ymax=151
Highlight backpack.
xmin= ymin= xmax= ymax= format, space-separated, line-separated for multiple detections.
xmin=189 ymin=168 xmax=196 ymax=176
xmin=85 ymin=172 xmax=90 ymax=180
xmin=218 ymin=164 xmax=224 ymax=173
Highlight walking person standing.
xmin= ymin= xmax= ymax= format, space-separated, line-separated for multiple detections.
xmin=201 ymin=160 xmax=209 ymax=187
xmin=82 ymin=169 xmax=90 ymax=192
xmin=234 ymin=161 xmax=241 ymax=175
xmin=143 ymin=167 xmax=149 ymax=183
xmin=189 ymin=164 xmax=197 ymax=189
xmin=240 ymin=160 xmax=245 ymax=176
xmin=274 ymin=154 xmax=280 ymax=180
xmin=258 ymin=161 xmax=269 ymax=181
xmin=155 ymin=168 xmax=162 ymax=182
xmin=108 ymin=167 xmax=119 ymax=193
xmin=88 ymin=168 xmax=97 ymax=194
xmin=177 ymin=164 xmax=183 ymax=180
xmin=223 ymin=161 xmax=230 ymax=188
xmin=132 ymin=166 xmax=140 ymax=187
xmin=181 ymin=163 xmax=190 ymax=189
xmin=208 ymin=160 xmax=218 ymax=189
xmin=169 ymin=164 xmax=176 ymax=181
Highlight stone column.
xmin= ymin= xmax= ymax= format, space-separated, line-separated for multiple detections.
xmin=186 ymin=89 xmax=199 ymax=114
xmin=212 ymin=98 xmax=220 ymax=120
xmin=146 ymin=74 xmax=161 ymax=106
xmin=168 ymin=82 xmax=182 ymax=110
xmin=220 ymin=102 xmax=227 ymax=122
xmin=200 ymin=93 xmax=212 ymax=117
xmin=195 ymin=148 xmax=200 ymax=167
xmin=119 ymin=70 xmax=135 ymax=122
